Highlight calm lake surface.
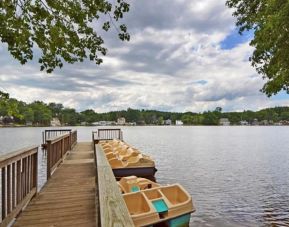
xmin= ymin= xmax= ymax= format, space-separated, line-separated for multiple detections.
xmin=1 ymin=126 xmax=289 ymax=227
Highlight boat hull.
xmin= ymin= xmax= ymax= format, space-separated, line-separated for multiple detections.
xmin=113 ymin=167 xmax=157 ymax=181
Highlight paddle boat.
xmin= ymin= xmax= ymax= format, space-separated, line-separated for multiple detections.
xmin=99 ymin=140 xmax=157 ymax=181
xmin=118 ymin=176 xmax=160 ymax=193
xmin=118 ymin=176 xmax=195 ymax=227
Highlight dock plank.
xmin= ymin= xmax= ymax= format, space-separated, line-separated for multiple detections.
xmin=13 ymin=142 xmax=97 ymax=227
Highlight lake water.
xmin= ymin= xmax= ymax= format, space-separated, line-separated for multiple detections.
xmin=1 ymin=126 xmax=289 ymax=226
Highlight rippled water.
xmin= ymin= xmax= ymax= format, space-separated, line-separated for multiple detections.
xmin=1 ymin=126 xmax=289 ymax=226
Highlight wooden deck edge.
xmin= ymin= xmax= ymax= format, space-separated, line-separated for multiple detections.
xmin=95 ymin=145 xmax=134 ymax=227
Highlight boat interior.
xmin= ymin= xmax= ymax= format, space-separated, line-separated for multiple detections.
xmin=99 ymin=139 xmax=155 ymax=168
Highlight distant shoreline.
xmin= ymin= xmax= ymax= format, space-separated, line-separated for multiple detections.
xmin=0 ymin=124 xmax=288 ymax=128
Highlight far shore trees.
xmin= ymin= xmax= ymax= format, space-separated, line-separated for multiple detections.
xmin=1 ymin=91 xmax=289 ymax=126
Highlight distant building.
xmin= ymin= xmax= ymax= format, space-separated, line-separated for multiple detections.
xmin=81 ymin=122 xmax=88 ymax=126
xmin=175 ymin=120 xmax=183 ymax=126
xmin=240 ymin=120 xmax=249 ymax=126
xmin=164 ymin=119 xmax=172 ymax=125
xmin=117 ymin=117 xmax=126 ymax=125
xmin=137 ymin=120 xmax=146 ymax=125
xmin=279 ymin=120 xmax=289 ymax=125
xmin=219 ymin=118 xmax=230 ymax=126
xmin=260 ymin=120 xmax=269 ymax=125
xmin=92 ymin=121 xmax=116 ymax=126
xmin=26 ymin=121 xmax=33 ymax=126
xmin=50 ymin=118 xmax=61 ymax=127
xmin=252 ymin=118 xmax=259 ymax=125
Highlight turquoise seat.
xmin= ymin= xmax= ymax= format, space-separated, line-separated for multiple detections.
xmin=152 ymin=199 xmax=168 ymax=213
xmin=131 ymin=186 xmax=140 ymax=192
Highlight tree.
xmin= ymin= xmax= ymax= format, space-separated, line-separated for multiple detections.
xmin=29 ymin=101 xmax=52 ymax=125
xmin=226 ymin=0 xmax=289 ymax=96
xmin=202 ymin=111 xmax=219 ymax=125
xmin=280 ymin=112 xmax=289 ymax=121
xmin=181 ymin=114 xmax=192 ymax=125
xmin=126 ymin=108 xmax=140 ymax=122
xmin=0 ymin=0 xmax=130 ymax=73
xmin=0 ymin=91 xmax=9 ymax=99
xmin=61 ymin=108 xmax=79 ymax=125
xmin=80 ymin=109 xmax=97 ymax=123
xmin=23 ymin=107 xmax=34 ymax=123
xmin=48 ymin=102 xmax=63 ymax=117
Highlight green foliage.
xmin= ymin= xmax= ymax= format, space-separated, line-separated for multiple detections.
xmin=226 ymin=0 xmax=289 ymax=96
xmin=202 ymin=111 xmax=219 ymax=125
xmin=0 ymin=0 xmax=130 ymax=73
xmin=80 ymin=109 xmax=97 ymax=123
xmin=23 ymin=107 xmax=34 ymax=122
xmin=0 ymin=91 xmax=9 ymax=99
xmin=48 ymin=102 xmax=63 ymax=116
xmin=61 ymin=108 xmax=79 ymax=125
xmin=2 ymin=91 xmax=289 ymax=126
xmin=29 ymin=101 xmax=52 ymax=125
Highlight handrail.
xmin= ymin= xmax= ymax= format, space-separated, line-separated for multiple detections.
xmin=42 ymin=129 xmax=72 ymax=149
xmin=0 ymin=146 xmax=38 ymax=226
xmin=93 ymin=128 xmax=123 ymax=142
xmin=94 ymin=144 xmax=134 ymax=226
xmin=46 ymin=130 xmax=77 ymax=179
xmin=70 ymin=130 xmax=77 ymax=148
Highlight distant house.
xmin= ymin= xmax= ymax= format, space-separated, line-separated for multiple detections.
xmin=260 ymin=120 xmax=269 ymax=125
xmin=50 ymin=118 xmax=60 ymax=127
xmin=81 ymin=122 xmax=88 ymax=126
xmin=240 ymin=120 xmax=249 ymax=126
xmin=137 ymin=120 xmax=146 ymax=125
xmin=279 ymin=120 xmax=289 ymax=125
xmin=92 ymin=121 xmax=116 ymax=126
xmin=26 ymin=121 xmax=33 ymax=126
xmin=50 ymin=118 xmax=61 ymax=127
xmin=219 ymin=118 xmax=230 ymax=126
xmin=164 ymin=119 xmax=172 ymax=125
xmin=117 ymin=117 xmax=126 ymax=125
xmin=252 ymin=118 xmax=259 ymax=125
xmin=175 ymin=120 xmax=183 ymax=126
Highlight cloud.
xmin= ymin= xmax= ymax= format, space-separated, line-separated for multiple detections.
xmin=0 ymin=0 xmax=288 ymax=113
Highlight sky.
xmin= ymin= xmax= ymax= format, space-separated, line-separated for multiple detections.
xmin=1 ymin=0 xmax=289 ymax=113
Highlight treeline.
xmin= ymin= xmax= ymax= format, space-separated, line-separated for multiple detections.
xmin=1 ymin=91 xmax=289 ymax=126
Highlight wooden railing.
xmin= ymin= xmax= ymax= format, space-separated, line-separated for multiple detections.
xmin=42 ymin=129 xmax=72 ymax=149
xmin=0 ymin=146 xmax=38 ymax=226
xmin=93 ymin=128 xmax=123 ymax=142
xmin=94 ymin=144 xmax=134 ymax=226
xmin=46 ymin=130 xmax=77 ymax=179
xmin=70 ymin=130 xmax=77 ymax=148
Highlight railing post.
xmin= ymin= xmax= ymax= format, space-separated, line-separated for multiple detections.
xmin=47 ymin=141 xmax=51 ymax=180
xmin=16 ymin=161 xmax=21 ymax=204
xmin=34 ymin=152 xmax=38 ymax=192
xmin=61 ymin=138 xmax=64 ymax=159
xmin=2 ymin=166 xmax=6 ymax=220
xmin=69 ymin=131 xmax=72 ymax=150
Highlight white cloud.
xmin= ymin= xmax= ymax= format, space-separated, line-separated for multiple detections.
xmin=0 ymin=0 xmax=288 ymax=113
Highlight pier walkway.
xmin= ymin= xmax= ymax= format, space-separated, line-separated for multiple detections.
xmin=13 ymin=142 xmax=96 ymax=227
xmin=0 ymin=129 xmax=133 ymax=227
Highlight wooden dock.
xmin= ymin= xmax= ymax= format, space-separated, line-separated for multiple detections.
xmin=0 ymin=129 xmax=134 ymax=227
xmin=13 ymin=142 xmax=96 ymax=227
